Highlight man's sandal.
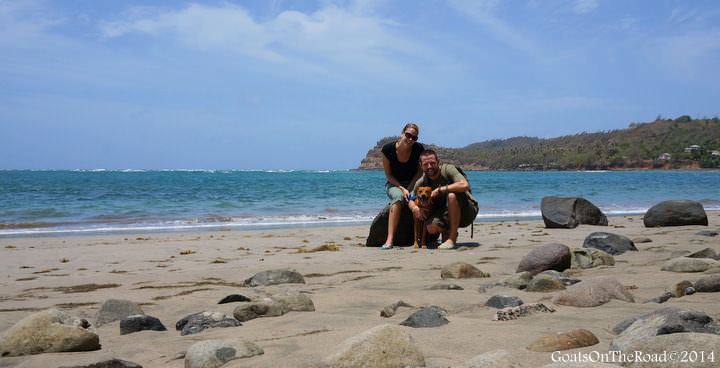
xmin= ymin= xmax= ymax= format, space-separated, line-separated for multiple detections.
xmin=438 ymin=243 xmax=456 ymax=249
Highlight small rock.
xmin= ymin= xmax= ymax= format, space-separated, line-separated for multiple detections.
xmin=643 ymin=292 xmax=674 ymax=304
xmin=670 ymin=280 xmax=694 ymax=297
xmin=218 ymin=294 xmax=252 ymax=304
xmin=399 ymin=306 xmax=449 ymax=328
xmin=175 ymin=311 xmax=241 ymax=336
xmin=694 ymin=274 xmax=720 ymax=292
xmin=120 ymin=315 xmax=167 ymax=335
xmin=244 ymin=269 xmax=305 ymax=287
xmin=95 ymin=299 xmax=144 ymax=327
xmin=58 ymin=358 xmax=143 ymax=368
xmin=500 ymin=272 xmax=533 ymax=289
xmin=428 ymin=283 xmax=464 ymax=290
xmin=516 ymin=243 xmax=571 ymax=276
xmin=695 ymin=230 xmax=719 ymax=237
xmin=494 ymin=303 xmax=555 ymax=321
xmin=185 ymin=338 xmax=263 ymax=368
xmin=570 ymin=247 xmax=615 ymax=269
xmin=526 ymin=274 xmax=566 ymax=292
xmin=632 ymin=237 xmax=652 ymax=243
xmin=455 ymin=349 xmax=525 ymax=368
xmin=232 ymin=293 xmax=314 ymax=322
xmin=661 ymin=257 xmax=720 ymax=272
xmin=582 ymin=232 xmax=637 ymax=255
xmin=485 ymin=295 xmax=524 ymax=309
xmin=552 ymin=276 xmax=634 ymax=307
xmin=325 ymin=324 xmax=425 ymax=367
xmin=441 ymin=262 xmax=490 ymax=279
xmin=380 ymin=300 xmax=413 ymax=318
xmin=527 ymin=329 xmax=599 ymax=352
xmin=686 ymin=247 xmax=718 ymax=259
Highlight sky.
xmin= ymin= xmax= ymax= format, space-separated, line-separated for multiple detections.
xmin=1 ymin=0 xmax=719 ymax=170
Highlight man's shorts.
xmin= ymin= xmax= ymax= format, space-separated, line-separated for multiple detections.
xmin=428 ymin=192 xmax=479 ymax=229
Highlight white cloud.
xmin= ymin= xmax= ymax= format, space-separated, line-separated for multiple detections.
xmin=99 ymin=2 xmax=432 ymax=83
xmin=572 ymin=0 xmax=598 ymax=14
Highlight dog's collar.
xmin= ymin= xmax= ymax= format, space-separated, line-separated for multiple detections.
xmin=409 ymin=196 xmax=417 ymax=200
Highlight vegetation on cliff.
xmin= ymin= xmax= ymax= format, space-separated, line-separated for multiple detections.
xmin=358 ymin=116 xmax=720 ymax=171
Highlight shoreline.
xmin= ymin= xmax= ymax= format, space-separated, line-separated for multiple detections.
xmin=1 ymin=214 xmax=719 ymax=367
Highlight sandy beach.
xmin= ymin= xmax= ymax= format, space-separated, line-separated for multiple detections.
xmin=1 ymin=213 xmax=719 ymax=368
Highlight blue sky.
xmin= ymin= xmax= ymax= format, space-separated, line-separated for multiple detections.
xmin=1 ymin=0 xmax=719 ymax=170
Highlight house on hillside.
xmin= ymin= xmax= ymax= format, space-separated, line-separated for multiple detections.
xmin=712 ymin=150 xmax=720 ymax=156
xmin=684 ymin=145 xmax=701 ymax=152
xmin=658 ymin=153 xmax=672 ymax=161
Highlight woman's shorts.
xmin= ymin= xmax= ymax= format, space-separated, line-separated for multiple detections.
xmin=385 ymin=181 xmax=410 ymax=205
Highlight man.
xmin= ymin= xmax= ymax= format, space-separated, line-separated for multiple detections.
xmin=408 ymin=149 xmax=479 ymax=249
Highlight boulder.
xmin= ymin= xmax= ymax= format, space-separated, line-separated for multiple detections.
xmin=365 ymin=204 xmax=438 ymax=246
xmin=0 ymin=309 xmax=100 ymax=357
xmin=399 ymin=306 xmax=449 ymax=328
xmin=119 ymin=315 xmax=167 ymax=335
xmin=175 ymin=311 xmax=241 ymax=336
xmin=95 ymin=299 xmax=144 ymax=327
xmin=325 ymin=324 xmax=425 ymax=368
xmin=526 ymin=329 xmax=599 ymax=352
xmin=244 ymin=269 xmax=305 ymax=287
xmin=661 ymin=257 xmax=720 ymax=272
xmin=185 ymin=338 xmax=263 ymax=368
xmin=643 ymin=200 xmax=708 ymax=227
xmin=582 ymin=232 xmax=637 ymax=255
xmin=541 ymin=196 xmax=608 ymax=229
xmin=516 ymin=243 xmax=571 ymax=275
xmin=552 ymin=276 xmax=634 ymax=307
xmin=611 ymin=307 xmax=720 ymax=351
xmin=622 ymin=333 xmax=720 ymax=367
xmin=694 ymin=274 xmax=720 ymax=292
xmin=441 ymin=262 xmax=490 ymax=279
xmin=570 ymin=247 xmax=615 ymax=269
xmin=686 ymin=248 xmax=718 ymax=259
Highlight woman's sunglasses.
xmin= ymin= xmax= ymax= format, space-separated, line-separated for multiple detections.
xmin=404 ymin=132 xmax=418 ymax=141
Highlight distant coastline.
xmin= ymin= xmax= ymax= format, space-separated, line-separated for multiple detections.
xmin=357 ymin=116 xmax=720 ymax=171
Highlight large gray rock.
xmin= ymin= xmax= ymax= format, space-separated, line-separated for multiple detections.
xmin=610 ymin=306 xmax=720 ymax=351
xmin=325 ymin=324 xmax=425 ymax=368
xmin=175 ymin=311 xmax=241 ymax=336
xmin=441 ymin=262 xmax=490 ymax=279
xmin=244 ymin=269 xmax=305 ymax=286
xmin=516 ymin=243 xmax=571 ymax=276
xmin=622 ymin=333 xmax=720 ymax=367
xmin=552 ymin=276 xmax=635 ymax=307
xmin=661 ymin=257 xmax=720 ymax=272
xmin=541 ymin=196 xmax=608 ymax=229
xmin=643 ymin=200 xmax=708 ymax=227
xmin=119 ymin=314 xmax=167 ymax=335
xmin=95 ymin=299 xmax=144 ymax=327
xmin=185 ymin=338 xmax=263 ymax=368
xmin=365 ymin=204 xmax=439 ymax=246
xmin=0 ymin=309 xmax=100 ymax=357
xmin=583 ymin=232 xmax=638 ymax=255
xmin=694 ymin=274 xmax=720 ymax=292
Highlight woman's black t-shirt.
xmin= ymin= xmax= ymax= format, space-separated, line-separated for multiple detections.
xmin=381 ymin=141 xmax=424 ymax=184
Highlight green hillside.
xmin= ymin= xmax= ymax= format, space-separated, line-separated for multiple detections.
xmin=358 ymin=116 xmax=720 ymax=170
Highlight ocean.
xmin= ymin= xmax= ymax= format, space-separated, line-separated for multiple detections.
xmin=1 ymin=170 xmax=718 ymax=237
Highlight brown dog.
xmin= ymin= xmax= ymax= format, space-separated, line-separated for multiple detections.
xmin=413 ymin=186 xmax=433 ymax=248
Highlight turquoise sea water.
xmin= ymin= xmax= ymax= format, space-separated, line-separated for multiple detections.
xmin=0 ymin=170 xmax=718 ymax=237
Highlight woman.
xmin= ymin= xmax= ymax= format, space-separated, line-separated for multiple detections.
xmin=380 ymin=123 xmax=424 ymax=249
